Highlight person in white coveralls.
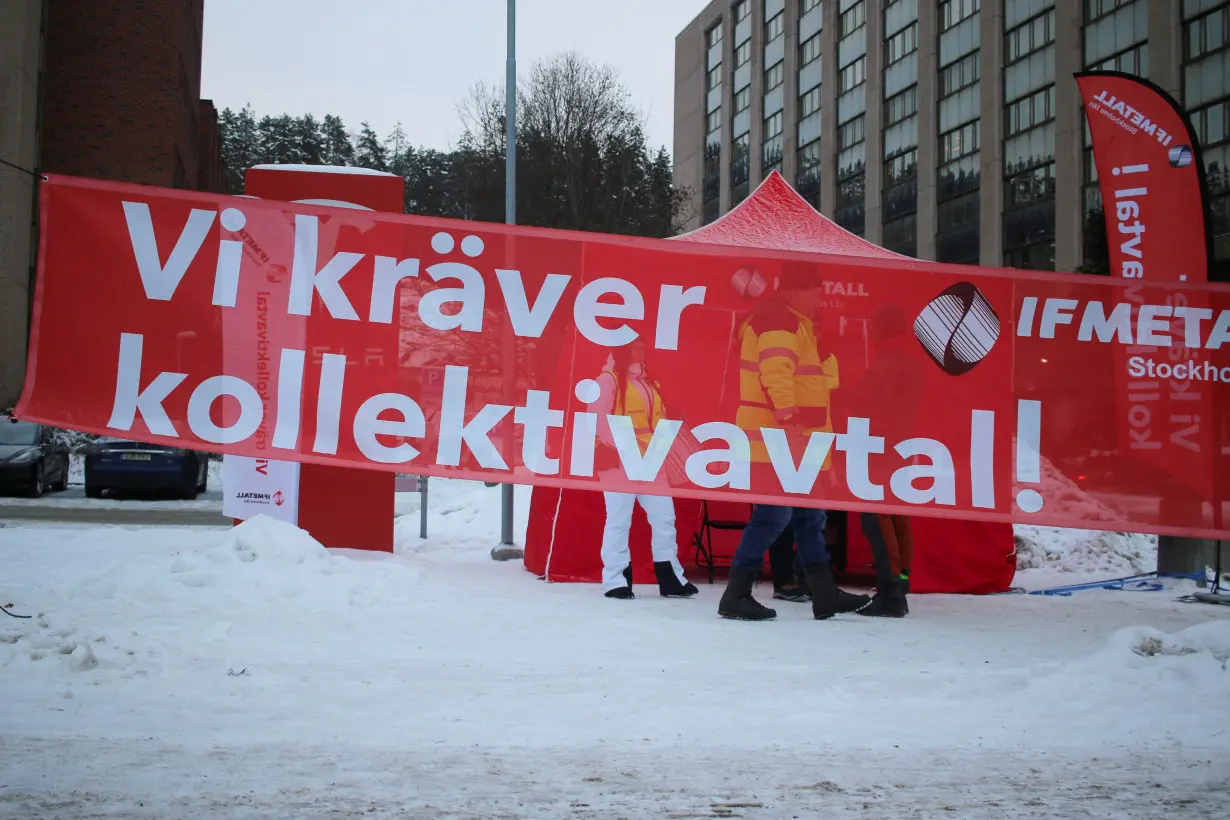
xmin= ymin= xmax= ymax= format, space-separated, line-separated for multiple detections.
xmin=587 ymin=340 xmax=698 ymax=600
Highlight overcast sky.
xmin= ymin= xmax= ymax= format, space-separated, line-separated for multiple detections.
xmin=202 ymin=0 xmax=701 ymax=154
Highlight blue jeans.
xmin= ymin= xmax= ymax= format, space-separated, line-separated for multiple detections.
xmin=731 ymin=505 xmax=830 ymax=572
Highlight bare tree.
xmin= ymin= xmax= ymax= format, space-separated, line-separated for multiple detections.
xmin=457 ymin=51 xmax=686 ymax=238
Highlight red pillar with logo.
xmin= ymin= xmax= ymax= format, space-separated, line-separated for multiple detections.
xmin=242 ymin=165 xmax=402 ymax=552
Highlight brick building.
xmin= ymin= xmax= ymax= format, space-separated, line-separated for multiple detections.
xmin=0 ymin=0 xmax=223 ymax=407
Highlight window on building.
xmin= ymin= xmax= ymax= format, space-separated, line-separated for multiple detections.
xmin=840 ymin=1 xmax=867 ymax=38
xmin=796 ymin=138 xmax=822 ymax=207
xmin=941 ymin=121 xmax=980 ymax=163
xmin=836 ymin=176 xmax=866 ymax=235
xmin=1005 ymin=86 xmax=1055 ymax=135
xmin=1005 ymin=8 xmax=1056 ymax=63
xmin=706 ymin=23 xmax=723 ymax=49
xmin=885 ymin=86 xmax=918 ymax=125
xmin=885 ymin=22 xmax=919 ymax=64
xmin=836 ymin=113 xmax=866 ymax=235
xmin=765 ymin=61 xmax=785 ymax=91
xmin=735 ymin=40 xmax=752 ymax=67
xmin=800 ymin=86 xmax=822 ymax=118
xmin=702 ymin=134 xmax=722 ymax=225
xmin=935 ymin=189 xmax=979 ymax=261
xmin=734 ymin=86 xmax=751 ymax=113
xmin=1085 ymin=0 xmax=1141 ymax=21
xmin=1184 ymin=4 xmax=1229 ymax=62
xmin=839 ymin=56 xmax=867 ymax=93
xmin=765 ymin=11 xmax=784 ymax=42
xmin=1004 ymin=162 xmax=1057 ymax=269
xmin=883 ymin=212 xmax=917 ymax=255
xmin=838 ymin=115 xmax=866 ymax=159
xmin=801 ymin=0 xmax=821 ymax=12
xmin=731 ymin=132 xmax=751 ymax=204
xmin=763 ymin=112 xmax=784 ymax=172
xmin=884 ymin=149 xmax=918 ymax=205
xmin=940 ymin=0 xmax=980 ymax=31
xmin=800 ymin=33 xmax=822 ymax=65
xmin=707 ymin=65 xmax=722 ymax=91
xmin=939 ymin=51 xmax=980 ymax=96
xmin=734 ymin=0 xmax=750 ymax=23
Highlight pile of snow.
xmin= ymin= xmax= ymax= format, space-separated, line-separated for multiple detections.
xmin=161 ymin=515 xmax=422 ymax=618
xmin=1067 ymin=622 xmax=1230 ymax=692
xmin=1014 ymin=524 xmax=1157 ymax=576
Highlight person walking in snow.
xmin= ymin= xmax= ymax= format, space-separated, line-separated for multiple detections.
xmin=848 ymin=302 xmax=924 ymax=617
xmin=588 ymin=340 xmax=698 ymax=600
xmin=718 ymin=265 xmax=870 ymax=621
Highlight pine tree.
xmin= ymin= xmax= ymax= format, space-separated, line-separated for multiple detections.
xmin=218 ymin=104 xmax=260 ymax=193
xmin=386 ymin=123 xmax=413 ymax=179
xmin=292 ymin=114 xmax=325 ymax=166
xmin=321 ymin=115 xmax=355 ymax=166
xmin=355 ymin=122 xmax=388 ymax=171
xmin=258 ymin=114 xmax=298 ymax=164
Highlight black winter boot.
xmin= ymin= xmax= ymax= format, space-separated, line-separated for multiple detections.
xmin=805 ymin=563 xmax=871 ymax=620
xmin=605 ymin=565 xmax=635 ymax=599
xmin=655 ymin=562 xmax=699 ymax=598
xmin=856 ymin=581 xmax=908 ymax=617
xmin=718 ymin=568 xmax=777 ymax=621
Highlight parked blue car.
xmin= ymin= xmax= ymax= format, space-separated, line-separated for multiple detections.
xmin=0 ymin=417 xmax=70 ymax=497
xmin=84 ymin=438 xmax=209 ymax=499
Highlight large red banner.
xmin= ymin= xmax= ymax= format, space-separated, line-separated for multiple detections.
xmin=17 ymin=175 xmax=1230 ymax=537
xmin=1076 ymin=70 xmax=1218 ymax=521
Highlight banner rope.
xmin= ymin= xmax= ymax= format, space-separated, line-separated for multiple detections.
xmin=0 ymin=157 xmax=39 ymax=178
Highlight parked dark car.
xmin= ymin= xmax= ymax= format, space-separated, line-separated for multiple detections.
xmin=84 ymin=438 xmax=209 ymax=499
xmin=0 ymin=417 xmax=70 ymax=497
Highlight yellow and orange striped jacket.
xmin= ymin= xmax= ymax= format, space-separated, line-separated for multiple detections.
xmin=735 ymin=304 xmax=839 ymax=464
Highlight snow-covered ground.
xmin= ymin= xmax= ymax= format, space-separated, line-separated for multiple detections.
xmin=1 ymin=479 xmax=1228 ymax=818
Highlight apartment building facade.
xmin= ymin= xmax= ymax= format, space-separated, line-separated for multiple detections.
xmin=673 ymin=0 xmax=1229 ymax=278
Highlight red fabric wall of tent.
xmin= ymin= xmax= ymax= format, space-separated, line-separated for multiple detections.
xmin=522 ymin=172 xmax=1017 ymax=594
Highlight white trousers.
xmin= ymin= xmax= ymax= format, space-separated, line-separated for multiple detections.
xmin=600 ymin=492 xmax=688 ymax=591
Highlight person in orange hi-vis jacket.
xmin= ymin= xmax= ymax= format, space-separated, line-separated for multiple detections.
xmin=718 ymin=264 xmax=870 ymax=621
xmin=587 ymin=340 xmax=698 ymax=600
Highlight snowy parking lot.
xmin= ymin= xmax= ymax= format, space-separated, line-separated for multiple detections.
xmin=0 ymin=479 xmax=1228 ymax=818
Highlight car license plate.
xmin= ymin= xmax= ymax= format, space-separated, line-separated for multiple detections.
xmin=122 ymin=453 xmax=152 ymax=461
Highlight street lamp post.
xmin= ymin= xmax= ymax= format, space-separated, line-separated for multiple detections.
xmin=492 ymin=0 xmax=521 ymax=561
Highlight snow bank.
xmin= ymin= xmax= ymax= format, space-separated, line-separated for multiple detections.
xmin=161 ymin=515 xmax=419 ymax=614
xmin=250 ymin=163 xmax=397 ymax=177
xmin=1075 ymin=621 xmax=1230 ymax=692
xmin=0 ymin=516 xmax=421 ymax=687
xmin=1014 ymin=525 xmax=1157 ymax=576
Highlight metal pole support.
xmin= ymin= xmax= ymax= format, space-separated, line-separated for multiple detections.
xmin=492 ymin=0 xmax=522 ymax=562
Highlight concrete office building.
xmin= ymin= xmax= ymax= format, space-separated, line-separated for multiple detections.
xmin=673 ymin=0 xmax=1229 ymax=276
xmin=0 ymin=0 xmax=223 ymax=408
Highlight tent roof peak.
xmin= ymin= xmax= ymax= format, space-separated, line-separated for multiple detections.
xmin=671 ymin=170 xmax=908 ymax=260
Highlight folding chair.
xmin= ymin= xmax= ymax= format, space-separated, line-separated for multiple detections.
xmin=691 ymin=499 xmax=753 ymax=584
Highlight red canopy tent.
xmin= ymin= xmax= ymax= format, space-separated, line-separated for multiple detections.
xmin=522 ymin=172 xmax=1016 ymax=594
